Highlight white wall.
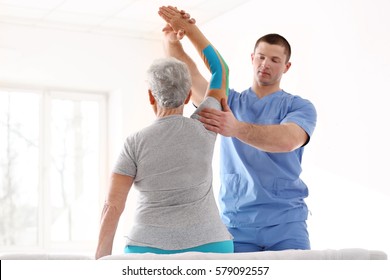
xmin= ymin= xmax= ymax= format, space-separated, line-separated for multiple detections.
xmin=1 ymin=0 xmax=389 ymax=256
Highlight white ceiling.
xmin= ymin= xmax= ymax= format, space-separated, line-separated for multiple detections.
xmin=0 ymin=0 xmax=252 ymax=40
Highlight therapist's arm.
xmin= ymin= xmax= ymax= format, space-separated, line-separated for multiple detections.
xmin=199 ymin=103 xmax=309 ymax=153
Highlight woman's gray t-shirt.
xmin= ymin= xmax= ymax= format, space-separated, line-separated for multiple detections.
xmin=113 ymin=97 xmax=232 ymax=250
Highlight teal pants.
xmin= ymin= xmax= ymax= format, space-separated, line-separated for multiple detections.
xmin=124 ymin=240 xmax=233 ymax=254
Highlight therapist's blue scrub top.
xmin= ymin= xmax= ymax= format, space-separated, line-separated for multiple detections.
xmin=219 ymin=88 xmax=317 ymax=228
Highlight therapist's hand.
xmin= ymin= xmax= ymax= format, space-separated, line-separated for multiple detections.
xmin=198 ymin=98 xmax=239 ymax=137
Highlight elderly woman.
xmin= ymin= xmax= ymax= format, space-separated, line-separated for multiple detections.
xmin=95 ymin=6 xmax=232 ymax=258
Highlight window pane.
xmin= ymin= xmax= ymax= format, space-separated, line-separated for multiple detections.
xmin=0 ymin=90 xmax=40 ymax=246
xmin=50 ymin=98 xmax=100 ymax=243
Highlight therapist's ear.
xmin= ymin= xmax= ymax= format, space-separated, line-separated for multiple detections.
xmin=283 ymin=62 xmax=292 ymax=74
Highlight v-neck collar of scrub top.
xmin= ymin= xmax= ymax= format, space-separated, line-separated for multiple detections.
xmin=248 ymin=87 xmax=285 ymax=102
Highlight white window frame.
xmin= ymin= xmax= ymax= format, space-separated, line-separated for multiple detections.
xmin=0 ymin=85 xmax=108 ymax=253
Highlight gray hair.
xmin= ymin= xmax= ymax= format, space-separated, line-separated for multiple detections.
xmin=146 ymin=57 xmax=192 ymax=108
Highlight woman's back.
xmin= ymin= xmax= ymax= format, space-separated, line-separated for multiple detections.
xmin=114 ymin=115 xmax=231 ymax=250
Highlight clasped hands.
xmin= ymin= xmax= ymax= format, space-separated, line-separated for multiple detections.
xmin=158 ymin=5 xmax=196 ymax=40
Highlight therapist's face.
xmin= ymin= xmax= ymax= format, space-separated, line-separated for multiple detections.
xmin=251 ymin=42 xmax=291 ymax=87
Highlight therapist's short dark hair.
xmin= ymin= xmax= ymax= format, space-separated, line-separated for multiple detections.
xmin=253 ymin=34 xmax=291 ymax=63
